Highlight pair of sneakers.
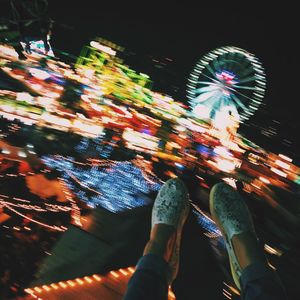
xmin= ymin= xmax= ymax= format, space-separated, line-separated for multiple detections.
xmin=152 ymin=178 xmax=256 ymax=289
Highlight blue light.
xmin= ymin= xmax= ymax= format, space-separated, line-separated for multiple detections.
xmin=42 ymin=155 xmax=162 ymax=213
xmin=192 ymin=209 xmax=225 ymax=249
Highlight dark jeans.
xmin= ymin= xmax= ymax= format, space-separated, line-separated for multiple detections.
xmin=123 ymin=254 xmax=288 ymax=300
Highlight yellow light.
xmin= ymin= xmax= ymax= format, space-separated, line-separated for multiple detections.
xmin=278 ymin=154 xmax=292 ymax=162
xmin=84 ymin=276 xmax=93 ymax=283
xmin=67 ymin=280 xmax=76 ymax=287
xmin=223 ymin=281 xmax=240 ymax=295
xmin=168 ymin=289 xmax=176 ymax=298
xmin=268 ymin=262 xmax=276 ymax=270
xmin=270 ymin=167 xmax=287 ymax=178
xmin=34 ymin=287 xmax=42 ymax=293
xmin=92 ymin=274 xmax=102 ymax=281
xmin=76 ymin=278 xmax=84 ymax=285
xmin=127 ymin=267 xmax=135 ymax=274
xmin=24 ymin=288 xmax=34 ymax=294
xmin=110 ymin=271 xmax=120 ymax=278
xmin=119 ymin=269 xmax=128 ymax=276
xmin=50 ymin=283 xmax=59 ymax=290
xmin=42 ymin=285 xmax=51 ymax=292
xmin=259 ymin=176 xmax=270 ymax=184
xmin=59 ymin=282 xmax=67 ymax=288
xmin=275 ymin=160 xmax=290 ymax=170
xmin=264 ymin=244 xmax=282 ymax=256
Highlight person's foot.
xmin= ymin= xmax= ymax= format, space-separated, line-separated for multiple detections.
xmin=209 ymin=182 xmax=265 ymax=290
xmin=145 ymin=178 xmax=190 ymax=284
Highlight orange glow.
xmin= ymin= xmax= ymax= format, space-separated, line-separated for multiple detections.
xmin=168 ymin=289 xmax=176 ymax=298
xmin=110 ymin=270 xmax=120 ymax=278
xmin=42 ymin=285 xmax=51 ymax=291
xmin=67 ymin=280 xmax=76 ymax=287
xmin=50 ymin=283 xmax=59 ymax=290
xmin=24 ymin=288 xmax=34 ymax=294
xmin=270 ymin=167 xmax=287 ymax=178
xmin=275 ymin=159 xmax=290 ymax=170
xmin=127 ymin=267 xmax=135 ymax=274
xmin=119 ymin=269 xmax=128 ymax=276
xmin=278 ymin=154 xmax=292 ymax=162
xmin=259 ymin=176 xmax=270 ymax=184
xmin=84 ymin=276 xmax=93 ymax=283
xmin=34 ymin=287 xmax=42 ymax=293
xmin=76 ymin=278 xmax=84 ymax=285
xmin=264 ymin=244 xmax=282 ymax=256
xmin=92 ymin=274 xmax=102 ymax=281
xmin=268 ymin=262 xmax=276 ymax=270
xmin=223 ymin=282 xmax=240 ymax=295
xmin=58 ymin=281 xmax=67 ymax=288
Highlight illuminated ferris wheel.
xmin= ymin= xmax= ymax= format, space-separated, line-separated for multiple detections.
xmin=187 ymin=46 xmax=266 ymax=123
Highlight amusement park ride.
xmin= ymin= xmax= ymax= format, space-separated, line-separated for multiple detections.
xmin=187 ymin=46 xmax=266 ymax=142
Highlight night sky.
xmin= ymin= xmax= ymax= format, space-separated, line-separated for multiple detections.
xmin=1 ymin=1 xmax=299 ymax=156
xmin=47 ymin=3 xmax=297 ymax=115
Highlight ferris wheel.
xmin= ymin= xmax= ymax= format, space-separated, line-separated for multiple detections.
xmin=187 ymin=46 xmax=266 ymax=123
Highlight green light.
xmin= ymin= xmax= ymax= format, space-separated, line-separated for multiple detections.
xmin=139 ymin=72 xmax=150 ymax=78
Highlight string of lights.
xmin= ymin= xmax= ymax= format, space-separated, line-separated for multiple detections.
xmin=42 ymin=155 xmax=162 ymax=213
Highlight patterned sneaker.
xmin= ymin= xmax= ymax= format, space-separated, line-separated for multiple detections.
xmin=209 ymin=182 xmax=256 ymax=290
xmin=152 ymin=178 xmax=190 ymax=283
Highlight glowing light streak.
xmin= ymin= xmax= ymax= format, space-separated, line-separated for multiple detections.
xmin=264 ymin=244 xmax=283 ymax=256
xmin=278 ymin=154 xmax=292 ymax=162
xmin=3 ymin=204 xmax=66 ymax=231
xmin=270 ymin=167 xmax=287 ymax=178
xmin=259 ymin=177 xmax=270 ymax=184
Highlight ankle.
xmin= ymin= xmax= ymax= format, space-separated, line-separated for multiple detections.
xmin=143 ymin=224 xmax=176 ymax=262
xmin=231 ymin=231 xmax=266 ymax=270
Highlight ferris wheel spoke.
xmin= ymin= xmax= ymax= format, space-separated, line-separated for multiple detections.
xmin=230 ymin=58 xmax=246 ymax=74
xmin=212 ymin=58 xmax=223 ymax=75
xmin=238 ymin=66 xmax=255 ymax=80
xmin=203 ymin=64 xmax=218 ymax=81
xmin=194 ymin=90 xmax=221 ymax=104
xmin=231 ymin=85 xmax=257 ymax=91
xmin=237 ymin=75 xmax=257 ymax=84
xmin=231 ymin=94 xmax=249 ymax=111
xmin=201 ymin=73 xmax=219 ymax=84
xmin=197 ymin=81 xmax=218 ymax=86
xmin=231 ymin=88 xmax=255 ymax=103
xmin=196 ymin=85 xmax=219 ymax=93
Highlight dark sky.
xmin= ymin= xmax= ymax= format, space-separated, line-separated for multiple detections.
xmin=46 ymin=2 xmax=297 ymax=116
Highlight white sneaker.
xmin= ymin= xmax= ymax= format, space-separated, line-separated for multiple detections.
xmin=209 ymin=182 xmax=256 ymax=290
xmin=152 ymin=178 xmax=190 ymax=283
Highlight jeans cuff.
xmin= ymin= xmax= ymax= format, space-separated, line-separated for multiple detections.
xmin=136 ymin=254 xmax=169 ymax=282
xmin=240 ymin=262 xmax=274 ymax=287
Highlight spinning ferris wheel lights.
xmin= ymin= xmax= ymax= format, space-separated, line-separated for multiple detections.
xmin=187 ymin=46 xmax=266 ymax=124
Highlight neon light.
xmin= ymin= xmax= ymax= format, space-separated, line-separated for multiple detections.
xmin=275 ymin=160 xmax=290 ymax=170
xmin=270 ymin=167 xmax=287 ymax=178
xmin=4 ymin=204 xmax=65 ymax=231
xmin=90 ymin=41 xmax=116 ymax=56
xmin=278 ymin=154 xmax=292 ymax=162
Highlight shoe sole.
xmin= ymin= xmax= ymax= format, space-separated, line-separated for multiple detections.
xmin=209 ymin=187 xmax=241 ymax=291
xmin=152 ymin=178 xmax=190 ymax=283
xmin=169 ymin=202 xmax=190 ymax=282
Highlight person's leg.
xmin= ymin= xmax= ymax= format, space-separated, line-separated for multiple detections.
xmin=123 ymin=225 xmax=175 ymax=300
xmin=210 ymin=182 xmax=287 ymax=299
xmin=123 ymin=178 xmax=190 ymax=300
